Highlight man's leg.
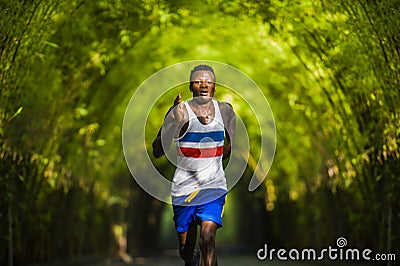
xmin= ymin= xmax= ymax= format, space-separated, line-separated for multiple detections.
xmin=177 ymin=221 xmax=198 ymax=265
xmin=199 ymin=220 xmax=218 ymax=266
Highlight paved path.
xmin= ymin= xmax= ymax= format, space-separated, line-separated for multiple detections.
xmin=127 ymin=256 xmax=374 ymax=266
xmin=128 ymin=255 xmax=308 ymax=265
xmin=31 ymin=254 xmax=376 ymax=266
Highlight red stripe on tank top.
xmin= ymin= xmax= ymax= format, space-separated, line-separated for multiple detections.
xmin=177 ymin=146 xmax=224 ymax=158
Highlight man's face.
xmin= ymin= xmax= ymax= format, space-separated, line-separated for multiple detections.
xmin=191 ymin=70 xmax=216 ymax=102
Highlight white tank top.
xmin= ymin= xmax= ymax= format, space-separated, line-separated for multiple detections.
xmin=171 ymin=99 xmax=227 ymax=197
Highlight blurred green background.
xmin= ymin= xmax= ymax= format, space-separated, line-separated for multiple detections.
xmin=1 ymin=0 xmax=399 ymax=265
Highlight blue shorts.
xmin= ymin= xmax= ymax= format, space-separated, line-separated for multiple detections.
xmin=172 ymin=189 xmax=227 ymax=233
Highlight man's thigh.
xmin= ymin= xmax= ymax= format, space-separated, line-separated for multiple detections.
xmin=195 ymin=195 xmax=226 ymax=227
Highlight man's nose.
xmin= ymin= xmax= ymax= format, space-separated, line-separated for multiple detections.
xmin=200 ymin=80 xmax=208 ymax=87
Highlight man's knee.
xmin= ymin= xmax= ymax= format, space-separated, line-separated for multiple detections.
xmin=199 ymin=228 xmax=216 ymax=250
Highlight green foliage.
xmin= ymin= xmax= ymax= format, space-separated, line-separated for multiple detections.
xmin=263 ymin=0 xmax=400 ymax=248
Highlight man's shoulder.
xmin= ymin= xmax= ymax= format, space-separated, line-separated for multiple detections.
xmin=216 ymin=100 xmax=235 ymax=119
xmin=217 ymin=100 xmax=234 ymax=111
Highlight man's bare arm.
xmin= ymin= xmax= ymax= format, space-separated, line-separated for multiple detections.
xmin=152 ymin=127 xmax=166 ymax=158
xmin=220 ymin=102 xmax=236 ymax=160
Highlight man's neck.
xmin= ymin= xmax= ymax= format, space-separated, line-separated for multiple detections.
xmin=191 ymin=98 xmax=213 ymax=107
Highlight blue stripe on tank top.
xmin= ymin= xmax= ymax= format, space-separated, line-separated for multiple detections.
xmin=179 ymin=131 xmax=224 ymax=143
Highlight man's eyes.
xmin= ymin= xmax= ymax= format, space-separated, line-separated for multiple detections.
xmin=194 ymin=80 xmax=214 ymax=85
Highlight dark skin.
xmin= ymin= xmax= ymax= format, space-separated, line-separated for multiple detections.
xmin=152 ymin=70 xmax=236 ymax=266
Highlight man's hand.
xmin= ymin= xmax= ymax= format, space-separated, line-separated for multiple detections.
xmin=173 ymin=93 xmax=182 ymax=106
xmin=172 ymin=94 xmax=185 ymax=124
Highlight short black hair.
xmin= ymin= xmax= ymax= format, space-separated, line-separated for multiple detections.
xmin=189 ymin=65 xmax=216 ymax=89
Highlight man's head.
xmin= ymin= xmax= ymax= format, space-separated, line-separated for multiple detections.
xmin=189 ymin=65 xmax=216 ymax=102
xmin=189 ymin=65 xmax=216 ymax=90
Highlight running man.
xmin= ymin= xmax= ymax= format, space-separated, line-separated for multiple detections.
xmin=152 ymin=65 xmax=236 ymax=266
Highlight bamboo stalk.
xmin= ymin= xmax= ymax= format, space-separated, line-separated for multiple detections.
xmin=387 ymin=205 xmax=392 ymax=266
xmin=8 ymin=206 xmax=13 ymax=266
